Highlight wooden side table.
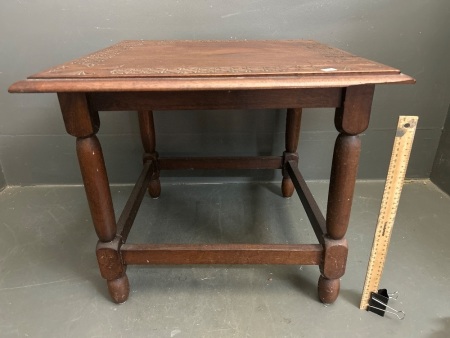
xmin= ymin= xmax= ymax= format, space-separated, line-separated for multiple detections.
xmin=9 ymin=40 xmax=414 ymax=304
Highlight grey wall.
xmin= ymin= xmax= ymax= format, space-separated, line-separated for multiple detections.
xmin=1 ymin=1 xmax=450 ymax=185
xmin=431 ymin=105 xmax=450 ymax=195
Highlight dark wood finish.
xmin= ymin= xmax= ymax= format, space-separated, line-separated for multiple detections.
xmin=318 ymin=85 xmax=374 ymax=300
xmin=58 ymin=93 xmax=116 ymax=242
xmin=286 ymin=160 xmax=326 ymax=244
xmin=326 ymin=85 xmax=374 ymax=240
xmin=28 ymin=40 xmax=405 ymax=79
xmin=285 ymin=109 xmax=303 ymax=152
xmin=60 ymin=90 xmax=130 ymax=302
xmin=282 ymin=108 xmax=302 ymax=197
xmin=107 ymin=274 xmax=130 ymax=304
xmin=121 ymin=244 xmax=323 ymax=265
xmin=147 ymin=179 xmax=161 ymax=199
xmin=318 ymin=275 xmax=340 ymax=304
xmin=76 ymin=135 xmax=129 ymax=302
xmin=116 ymin=161 xmax=153 ymax=242
xmin=158 ymin=156 xmax=283 ymax=170
xmin=335 ymin=85 xmax=375 ymax=135
xmin=96 ymin=238 xmax=129 ymax=303
xmin=76 ymin=136 xmax=116 ymax=242
xmin=9 ymin=74 xmax=414 ymax=93
xmin=326 ymin=134 xmax=362 ymax=240
xmin=9 ymin=40 xmax=415 ymax=305
xmin=320 ymin=237 xmax=348 ymax=279
xmin=320 ymin=134 xmax=361 ymax=297
xmin=9 ymin=40 xmax=414 ymax=93
xmin=96 ymin=238 xmax=125 ymax=280
xmin=88 ymin=89 xmax=343 ymax=110
xmin=58 ymin=92 xmax=99 ymax=137
xmin=138 ymin=110 xmax=156 ymax=153
xmin=138 ymin=110 xmax=161 ymax=198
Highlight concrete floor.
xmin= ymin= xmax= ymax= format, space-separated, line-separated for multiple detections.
xmin=0 ymin=180 xmax=449 ymax=337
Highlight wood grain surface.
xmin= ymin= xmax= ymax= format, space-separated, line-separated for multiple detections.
xmin=9 ymin=40 xmax=415 ymax=92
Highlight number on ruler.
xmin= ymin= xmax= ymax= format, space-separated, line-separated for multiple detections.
xmin=359 ymin=116 xmax=418 ymax=310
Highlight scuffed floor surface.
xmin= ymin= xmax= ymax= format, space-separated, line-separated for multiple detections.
xmin=0 ymin=181 xmax=449 ymax=337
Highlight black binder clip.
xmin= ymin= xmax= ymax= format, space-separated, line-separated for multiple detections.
xmin=367 ymin=289 xmax=405 ymax=320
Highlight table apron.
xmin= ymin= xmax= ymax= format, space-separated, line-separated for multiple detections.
xmin=87 ymin=88 xmax=343 ymax=111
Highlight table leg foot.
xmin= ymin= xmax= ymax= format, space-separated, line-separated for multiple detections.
xmin=318 ymin=275 xmax=340 ymax=304
xmin=107 ymin=274 xmax=130 ymax=304
xmin=281 ymin=177 xmax=294 ymax=198
xmin=148 ymin=178 xmax=161 ymax=198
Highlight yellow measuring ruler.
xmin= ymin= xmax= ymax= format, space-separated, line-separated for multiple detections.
xmin=360 ymin=116 xmax=419 ymax=310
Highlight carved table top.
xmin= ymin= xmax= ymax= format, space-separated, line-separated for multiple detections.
xmin=9 ymin=40 xmax=414 ymax=92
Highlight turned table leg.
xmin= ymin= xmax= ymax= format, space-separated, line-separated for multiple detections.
xmin=282 ymin=108 xmax=302 ymax=197
xmin=58 ymin=93 xmax=129 ymax=303
xmin=318 ymin=85 xmax=375 ymax=304
xmin=138 ymin=110 xmax=161 ymax=198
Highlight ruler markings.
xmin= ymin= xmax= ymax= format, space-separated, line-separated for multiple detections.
xmin=360 ymin=116 xmax=418 ymax=310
